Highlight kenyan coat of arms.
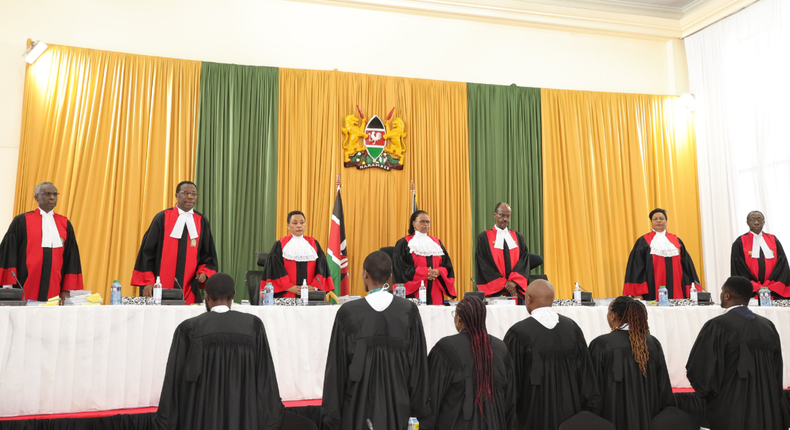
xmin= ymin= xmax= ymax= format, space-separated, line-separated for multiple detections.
xmin=341 ymin=106 xmax=406 ymax=171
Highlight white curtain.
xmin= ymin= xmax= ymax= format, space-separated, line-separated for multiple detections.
xmin=685 ymin=0 xmax=790 ymax=298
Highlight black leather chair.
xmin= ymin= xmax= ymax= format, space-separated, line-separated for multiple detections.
xmin=245 ymin=270 xmax=265 ymax=305
xmin=559 ymin=411 xmax=615 ymax=430
xmin=379 ymin=246 xmax=395 ymax=259
xmin=650 ymin=406 xmax=698 ymax=430
xmin=528 ymin=253 xmax=549 ymax=283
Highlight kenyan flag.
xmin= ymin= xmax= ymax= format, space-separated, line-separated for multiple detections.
xmin=327 ymin=187 xmax=349 ymax=300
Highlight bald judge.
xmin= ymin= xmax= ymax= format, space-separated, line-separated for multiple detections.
xmin=504 ymin=280 xmax=600 ymax=430
xmin=475 ymin=203 xmax=531 ymax=298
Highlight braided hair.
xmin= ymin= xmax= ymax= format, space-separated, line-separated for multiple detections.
xmin=455 ymin=296 xmax=494 ymax=412
xmin=610 ymin=296 xmax=650 ymax=376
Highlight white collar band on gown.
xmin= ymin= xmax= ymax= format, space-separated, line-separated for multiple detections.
xmin=408 ymin=231 xmax=444 ymax=257
xmin=493 ymin=225 xmax=517 ymax=250
xmin=39 ymin=207 xmax=63 ymax=249
xmin=282 ymin=234 xmax=319 ymax=262
xmin=750 ymin=231 xmax=775 ymax=259
xmin=650 ymin=230 xmax=679 ymax=258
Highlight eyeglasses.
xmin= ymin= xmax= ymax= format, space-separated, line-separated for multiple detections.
xmin=37 ymin=192 xmax=60 ymax=198
xmin=495 ymin=212 xmax=511 ymax=219
xmin=179 ymin=192 xmax=199 ymax=198
xmin=416 ymin=220 xmax=431 ymax=225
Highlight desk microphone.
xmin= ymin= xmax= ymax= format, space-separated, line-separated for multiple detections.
xmin=366 ymin=419 xmax=374 ymax=430
xmin=575 ymin=282 xmax=589 ymax=292
xmin=470 ymin=278 xmax=479 ymax=292
xmin=10 ymin=270 xmax=27 ymax=302
xmin=173 ymin=277 xmax=183 ymax=291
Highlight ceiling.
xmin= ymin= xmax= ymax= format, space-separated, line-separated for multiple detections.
xmin=511 ymin=0 xmax=715 ymax=18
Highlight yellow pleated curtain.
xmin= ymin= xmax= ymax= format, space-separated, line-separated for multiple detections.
xmin=541 ymin=89 xmax=703 ymax=299
xmin=277 ymin=69 xmax=472 ymax=297
xmin=16 ymin=44 xmax=201 ymax=301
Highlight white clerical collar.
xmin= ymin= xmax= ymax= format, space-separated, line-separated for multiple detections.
xmin=282 ymin=234 xmax=318 ymax=262
xmin=365 ymin=287 xmax=394 ymax=312
xmin=38 ymin=207 xmax=63 ymax=249
xmin=408 ymin=231 xmax=444 ymax=257
xmin=726 ymin=304 xmax=745 ymax=312
xmin=530 ymin=306 xmax=559 ymax=329
xmin=650 ymin=230 xmax=679 ymax=258
xmin=617 ymin=323 xmax=630 ymax=331
xmin=493 ymin=225 xmax=517 ymax=250
xmin=750 ymin=231 xmax=775 ymax=259
xmin=170 ymin=206 xmax=199 ymax=240
xmin=210 ymin=305 xmax=230 ymax=313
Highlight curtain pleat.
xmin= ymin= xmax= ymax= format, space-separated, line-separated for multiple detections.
xmin=15 ymin=45 xmax=201 ymax=301
xmin=277 ymin=69 xmax=472 ymax=297
xmin=467 ymin=83 xmax=543 ymax=275
xmin=194 ymin=62 xmax=279 ymax=300
xmin=541 ymin=89 xmax=702 ymax=299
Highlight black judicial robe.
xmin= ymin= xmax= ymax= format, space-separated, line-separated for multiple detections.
xmin=153 ymin=310 xmax=284 ymax=430
xmin=589 ymin=330 xmax=674 ymax=430
xmin=262 ymin=235 xmax=334 ymax=298
xmin=422 ymin=333 xmax=516 ymax=430
xmin=503 ymin=315 xmax=601 ymax=430
xmin=623 ymin=231 xmax=699 ymax=301
xmin=731 ymin=232 xmax=790 ymax=298
xmin=686 ymin=306 xmax=785 ymax=430
xmin=131 ymin=207 xmax=218 ymax=304
xmin=321 ymin=296 xmax=431 ymax=430
xmin=393 ymin=235 xmax=456 ymax=305
xmin=475 ymin=229 xmax=530 ymax=297
xmin=0 ymin=209 xmax=83 ymax=301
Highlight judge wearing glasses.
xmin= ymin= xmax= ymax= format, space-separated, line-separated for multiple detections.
xmin=474 ymin=202 xmax=531 ymax=299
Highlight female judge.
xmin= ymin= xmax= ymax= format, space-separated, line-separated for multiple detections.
xmin=262 ymin=211 xmax=334 ymax=298
xmin=589 ymin=297 xmax=674 ymax=430
xmin=393 ymin=210 xmax=456 ymax=305
xmin=422 ymin=296 xmax=516 ymax=430
xmin=623 ymin=208 xmax=700 ymax=300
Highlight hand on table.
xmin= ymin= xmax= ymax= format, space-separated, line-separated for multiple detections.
xmin=287 ymin=285 xmax=317 ymax=294
xmin=142 ymin=285 xmax=154 ymax=297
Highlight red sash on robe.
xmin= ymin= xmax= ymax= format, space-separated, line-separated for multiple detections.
xmin=21 ymin=210 xmax=82 ymax=300
xmin=478 ymin=229 xmax=527 ymax=295
xmin=403 ymin=235 xmax=456 ymax=303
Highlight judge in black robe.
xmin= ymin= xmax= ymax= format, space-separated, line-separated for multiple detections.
xmin=393 ymin=210 xmax=456 ymax=305
xmin=262 ymin=211 xmax=333 ymax=298
xmin=623 ymin=208 xmax=700 ymax=301
xmin=0 ymin=182 xmax=83 ymax=301
xmin=423 ymin=297 xmax=516 ymax=430
xmin=589 ymin=297 xmax=674 ymax=430
xmin=153 ymin=273 xmax=283 ymax=430
xmin=131 ymin=182 xmax=218 ymax=304
xmin=504 ymin=280 xmax=600 ymax=430
xmin=730 ymin=211 xmax=790 ymax=298
xmin=475 ymin=203 xmax=530 ymax=299
xmin=322 ymin=251 xmax=431 ymax=430
xmin=686 ymin=276 xmax=785 ymax=430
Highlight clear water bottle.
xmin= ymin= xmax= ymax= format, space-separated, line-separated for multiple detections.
xmin=657 ymin=285 xmax=668 ymax=307
xmin=419 ymin=280 xmax=427 ymax=306
xmin=759 ymin=287 xmax=773 ymax=307
xmin=110 ymin=280 xmax=122 ymax=305
xmin=573 ymin=282 xmax=582 ymax=306
xmin=408 ymin=417 xmax=419 ymax=430
xmin=301 ymin=279 xmax=309 ymax=306
xmin=259 ymin=283 xmax=266 ymax=306
xmin=395 ymin=283 xmax=406 ymax=299
xmin=264 ymin=282 xmax=274 ymax=305
xmin=690 ymin=284 xmax=698 ymax=305
xmin=153 ymin=276 xmax=163 ymax=305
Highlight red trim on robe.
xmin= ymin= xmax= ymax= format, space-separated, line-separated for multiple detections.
xmin=741 ymin=233 xmax=790 ymax=295
xmin=21 ymin=210 xmax=75 ymax=300
xmin=264 ymin=235 xmax=331 ymax=298
xmin=623 ymin=282 xmax=648 ymax=296
xmin=402 ymin=235 xmax=456 ymax=301
xmin=644 ymin=232 xmax=688 ymax=298
xmin=477 ymin=229 xmax=527 ymax=295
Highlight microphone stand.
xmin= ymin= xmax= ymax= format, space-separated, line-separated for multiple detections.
xmin=10 ymin=270 xmax=27 ymax=303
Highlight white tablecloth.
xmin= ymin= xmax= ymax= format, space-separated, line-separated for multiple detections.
xmin=0 ymin=304 xmax=788 ymax=417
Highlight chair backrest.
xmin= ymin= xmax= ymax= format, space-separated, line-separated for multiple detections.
xmin=379 ymin=246 xmax=395 ymax=259
xmin=650 ymin=406 xmax=697 ymax=430
xmin=529 ymin=253 xmax=544 ymax=269
xmin=245 ymin=270 xmax=265 ymax=305
xmin=558 ymin=411 xmax=615 ymax=430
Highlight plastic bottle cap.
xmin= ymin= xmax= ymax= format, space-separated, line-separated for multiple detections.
xmin=113 ymin=280 xmax=119 ymax=283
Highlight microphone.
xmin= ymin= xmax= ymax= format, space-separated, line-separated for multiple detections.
xmin=10 ymin=270 xmax=27 ymax=302
xmin=470 ymin=277 xmax=478 ymax=292
xmin=366 ymin=419 xmax=374 ymax=430
xmin=173 ymin=277 xmax=183 ymax=290
xmin=575 ymin=282 xmax=589 ymax=292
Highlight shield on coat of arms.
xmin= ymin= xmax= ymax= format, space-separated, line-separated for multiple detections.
xmin=363 ymin=115 xmax=387 ymax=161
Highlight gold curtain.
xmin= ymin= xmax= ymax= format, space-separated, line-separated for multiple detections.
xmin=541 ymin=89 xmax=702 ymax=299
xmin=15 ymin=44 xmax=201 ymax=301
xmin=277 ymin=69 xmax=472 ymax=297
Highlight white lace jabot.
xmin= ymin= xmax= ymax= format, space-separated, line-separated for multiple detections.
xmin=39 ymin=208 xmax=63 ymax=249
xmin=650 ymin=230 xmax=679 ymax=258
xmin=408 ymin=231 xmax=444 ymax=257
xmin=494 ymin=225 xmax=518 ymax=250
xmin=282 ymin=235 xmax=319 ymax=262
xmin=750 ymin=232 xmax=775 ymax=259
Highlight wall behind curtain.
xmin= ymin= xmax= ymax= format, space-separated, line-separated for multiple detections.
xmin=467 ymin=83 xmax=543 ymax=275
xmin=16 ymin=45 xmax=201 ymax=300
xmin=194 ymin=62 xmax=279 ymax=300
xmin=685 ymin=0 xmax=790 ymax=298
xmin=541 ymin=89 xmax=701 ymax=299
xmin=277 ymin=69 xmax=472 ymax=297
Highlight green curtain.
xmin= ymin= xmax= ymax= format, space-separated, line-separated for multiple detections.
xmin=195 ymin=62 xmax=279 ymax=300
xmin=468 ymin=83 xmax=543 ymax=275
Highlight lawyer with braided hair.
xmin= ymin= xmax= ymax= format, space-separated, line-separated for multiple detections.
xmin=589 ymin=296 xmax=674 ymax=430
xmin=421 ymin=296 xmax=516 ymax=430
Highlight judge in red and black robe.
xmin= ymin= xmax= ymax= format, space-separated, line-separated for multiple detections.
xmin=730 ymin=211 xmax=790 ymax=298
xmin=131 ymin=182 xmax=218 ymax=304
xmin=623 ymin=208 xmax=700 ymax=301
xmin=475 ymin=202 xmax=530 ymax=298
xmin=0 ymin=182 xmax=83 ymax=302
xmin=262 ymin=211 xmax=334 ymax=298
xmin=393 ymin=210 xmax=456 ymax=305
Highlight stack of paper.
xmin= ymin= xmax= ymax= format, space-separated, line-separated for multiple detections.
xmin=63 ymin=290 xmax=103 ymax=306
